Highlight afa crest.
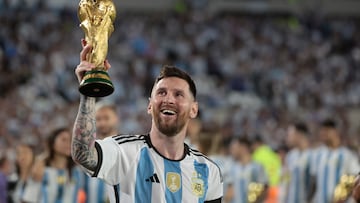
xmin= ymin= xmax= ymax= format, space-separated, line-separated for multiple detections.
xmin=57 ymin=175 xmax=66 ymax=185
xmin=166 ymin=172 xmax=181 ymax=193
xmin=191 ymin=172 xmax=205 ymax=197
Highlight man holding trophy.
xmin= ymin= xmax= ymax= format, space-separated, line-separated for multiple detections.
xmin=72 ymin=0 xmax=223 ymax=202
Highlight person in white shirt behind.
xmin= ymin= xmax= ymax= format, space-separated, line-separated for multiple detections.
xmin=226 ymin=136 xmax=268 ymax=203
xmin=311 ymin=119 xmax=360 ymax=203
xmin=279 ymin=122 xmax=314 ymax=203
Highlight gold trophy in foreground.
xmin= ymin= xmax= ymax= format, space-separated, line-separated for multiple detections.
xmin=78 ymin=0 xmax=116 ymax=97
xmin=333 ymin=174 xmax=356 ymax=203
xmin=248 ymin=182 xmax=265 ymax=203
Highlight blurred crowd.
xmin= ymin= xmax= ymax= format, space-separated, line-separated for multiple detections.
xmin=0 ymin=1 xmax=360 ymax=202
xmin=1 ymin=3 xmax=360 ymax=151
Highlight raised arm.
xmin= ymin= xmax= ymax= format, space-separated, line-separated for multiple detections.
xmin=72 ymin=95 xmax=98 ymax=171
xmin=71 ymin=39 xmax=111 ymax=171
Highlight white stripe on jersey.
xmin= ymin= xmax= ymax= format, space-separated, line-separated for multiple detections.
xmin=90 ymin=134 xmax=223 ymax=203
xmin=280 ymin=149 xmax=313 ymax=203
xmin=149 ymin=149 xmax=165 ymax=203
xmin=312 ymin=146 xmax=360 ymax=203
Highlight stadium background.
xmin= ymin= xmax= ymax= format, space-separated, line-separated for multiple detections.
xmin=0 ymin=0 xmax=360 ymax=199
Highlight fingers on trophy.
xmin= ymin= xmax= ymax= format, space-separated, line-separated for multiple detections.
xmin=78 ymin=0 xmax=116 ymax=97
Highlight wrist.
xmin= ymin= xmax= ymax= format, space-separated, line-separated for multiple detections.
xmin=80 ymin=94 xmax=96 ymax=102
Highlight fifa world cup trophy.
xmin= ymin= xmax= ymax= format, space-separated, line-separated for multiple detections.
xmin=78 ymin=0 xmax=116 ymax=97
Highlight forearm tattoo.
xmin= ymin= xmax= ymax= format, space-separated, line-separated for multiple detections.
xmin=72 ymin=96 xmax=98 ymax=171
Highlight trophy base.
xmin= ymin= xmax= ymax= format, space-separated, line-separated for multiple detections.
xmin=79 ymin=70 xmax=114 ymax=97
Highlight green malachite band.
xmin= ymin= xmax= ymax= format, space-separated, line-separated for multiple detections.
xmin=79 ymin=69 xmax=114 ymax=97
xmin=82 ymin=77 xmax=112 ymax=85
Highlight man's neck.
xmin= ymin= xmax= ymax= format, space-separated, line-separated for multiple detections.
xmin=298 ymin=139 xmax=309 ymax=151
xmin=325 ymin=138 xmax=341 ymax=149
xmin=240 ymin=155 xmax=252 ymax=165
xmin=149 ymin=127 xmax=186 ymax=160
xmin=98 ymin=130 xmax=117 ymax=140
xmin=19 ymin=166 xmax=31 ymax=181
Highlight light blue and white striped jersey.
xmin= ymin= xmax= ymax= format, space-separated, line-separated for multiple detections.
xmin=22 ymin=167 xmax=83 ymax=203
xmin=312 ymin=146 xmax=360 ymax=203
xmin=90 ymin=134 xmax=223 ymax=203
xmin=229 ymin=161 xmax=268 ymax=203
xmin=279 ymin=148 xmax=313 ymax=203
xmin=83 ymin=174 xmax=109 ymax=203
xmin=83 ymin=177 xmax=127 ymax=203
xmin=209 ymin=155 xmax=234 ymax=193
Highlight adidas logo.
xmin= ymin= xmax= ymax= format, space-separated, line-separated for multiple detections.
xmin=146 ymin=173 xmax=160 ymax=183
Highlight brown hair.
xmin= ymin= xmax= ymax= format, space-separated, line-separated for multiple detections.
xmin=154 ymin=65 xmax=197 ymax=99
xmin=45 ymin=127 xmax=74 ymax=175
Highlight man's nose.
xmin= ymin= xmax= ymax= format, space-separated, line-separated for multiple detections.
xmin=163 ymin=93 xmax=175 ymax=104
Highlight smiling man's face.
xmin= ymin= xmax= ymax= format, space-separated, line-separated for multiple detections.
xmin=148 ymin=77 xmax=198 ymax=137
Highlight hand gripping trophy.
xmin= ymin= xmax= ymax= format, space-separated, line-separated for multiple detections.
xmin=78 ymin=0 xmax=116 ymax=97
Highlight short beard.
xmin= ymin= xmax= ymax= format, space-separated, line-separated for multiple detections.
xmin=154 ymin=115 xmax=186 ymax=137
xmin=97 ymin=127 xmax=115 ymax=139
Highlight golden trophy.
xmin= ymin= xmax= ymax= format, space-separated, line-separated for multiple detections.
xmin=248 ymin=182 xmax=265 ymax=203
xmin=78 ymin=0 xmax=116 ymax=97
xmin=333 ymin=174 xmax=356 ymax=203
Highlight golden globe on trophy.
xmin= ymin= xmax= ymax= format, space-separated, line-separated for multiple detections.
xmin=77 ymin=0 xmax=116 ymax=97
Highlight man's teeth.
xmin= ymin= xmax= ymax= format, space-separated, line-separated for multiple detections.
xmin=162 ymin=110 xmax=176 ymax=115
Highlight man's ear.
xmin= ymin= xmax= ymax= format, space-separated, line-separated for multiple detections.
xmin=190 ymin=102 xmax=198 ymax=119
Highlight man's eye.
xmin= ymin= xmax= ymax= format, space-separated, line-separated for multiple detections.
xmin=158 ymin=91 xmax=166 ymax=96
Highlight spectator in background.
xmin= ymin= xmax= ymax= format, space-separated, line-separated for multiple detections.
xmin=0 ymin=151 xmax=11 ymax=203
xmin=279 ymin=122 xmax=314 ymax=203
xmin=226 ymin=137 xmax=268 ymax=203
xmin=22 ymin=128 xmax=83 ymax=203
xmin=311 ymin=119 xmax=360 ymax=203
xmin=185 ymin=117 xmax=202 ymax=150
xmin=251 ymin=135 xmax=281 ymax=203
xmin=95 ymin=101 xmax=120 ymax=140
xmin=10 ymin=143 xmax=35 ymax=203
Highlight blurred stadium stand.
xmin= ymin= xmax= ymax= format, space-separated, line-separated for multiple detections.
xmin=3 ymin=0 xmax=360 ymax=17
xmin=207 ymin=0 xmax=360 ymax=17
xmin=0 ymin=0 xmax=359 ymax=155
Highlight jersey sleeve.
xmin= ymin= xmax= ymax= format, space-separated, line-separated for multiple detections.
xmin=92 ymin=136 xmax=135 ymax=185
xmin=205 ymin=163 xmax=223 ymax=201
